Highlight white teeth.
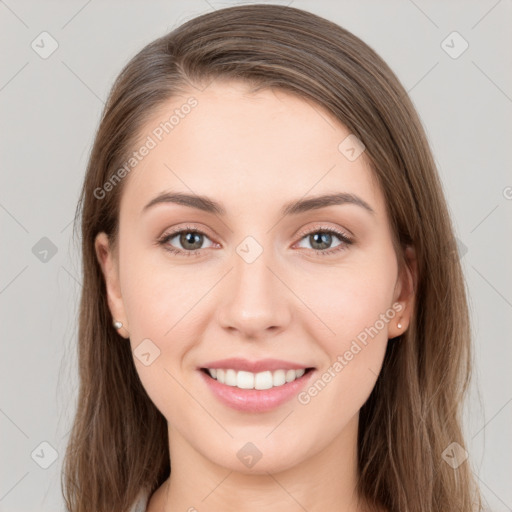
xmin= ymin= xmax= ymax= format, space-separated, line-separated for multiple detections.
xmin=225 ymin=369 xmax=237 ymax=386
xmin=237 ymin=371 xmax=255 ymax=389
xmin=207 ymin=368 xmax=308 ymax=389
xmin=255 ymin=371 xmax=273 ymax=390
xmin=273 ymin=369 xmax=286 ymax=387
xmin=285 ymin=369 xmax=295 ymax=382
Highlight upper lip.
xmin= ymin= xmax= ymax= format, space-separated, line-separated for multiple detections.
xmin=199 ymin=358 xmax=314 ymax=373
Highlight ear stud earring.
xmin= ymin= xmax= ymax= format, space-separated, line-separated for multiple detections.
xmin=113 ymin=320 xmax=123 ymax=329
xmin=397 ymin=322 xmax=403 ymax=329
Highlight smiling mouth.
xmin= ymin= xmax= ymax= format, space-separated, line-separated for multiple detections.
xmin=200 ymin=367 xmax=315 ymax=390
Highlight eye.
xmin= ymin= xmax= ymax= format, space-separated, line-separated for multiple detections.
xmin=295 ymin=227 xmax=353 ymax=256
xmin=157 ymin=225 xmax=215 ymax=257
xmin=157 ymin=225 xmax=353 ymax=258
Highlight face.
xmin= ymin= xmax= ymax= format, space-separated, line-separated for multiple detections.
xmin=95 ymin=80 xmax=415 ymax=474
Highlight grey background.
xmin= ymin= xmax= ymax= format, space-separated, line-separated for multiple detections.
xmin=1 ymin=0 xmax=511 ymax=510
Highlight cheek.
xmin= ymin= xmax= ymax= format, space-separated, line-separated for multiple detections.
xmin=295 ymin=260 xmax=397 ymax=349
xmin=118 ymin=246 xmax=210 ymax=409
xmin=119 ymin=252 xmax=202 ymax=416
xmin=292 ymin=258 xmax=396 ymax=416
xmin=119 ymin=241 xmax=202 ymax=340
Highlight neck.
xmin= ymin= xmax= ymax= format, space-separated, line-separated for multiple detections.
xmin=156 ymin=413 xmax=371 ymax=512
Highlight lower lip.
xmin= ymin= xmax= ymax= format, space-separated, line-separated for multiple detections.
xmin=198 ymin=369 xmax=316 ymax=413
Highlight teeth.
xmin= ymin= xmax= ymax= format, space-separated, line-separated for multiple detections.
xmin=207 ymin=368 xmax=307 ymax=389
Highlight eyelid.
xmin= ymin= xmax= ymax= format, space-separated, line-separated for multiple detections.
xmin=159 ymin=223 xmax=217 ymax=241
xmin=294 ymin=223 xmax=353 ymax=243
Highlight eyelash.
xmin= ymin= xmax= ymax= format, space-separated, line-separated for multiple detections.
xmin=157 ymin=224 xmax=354 ymax=258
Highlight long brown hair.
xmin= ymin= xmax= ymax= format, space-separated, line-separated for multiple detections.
xmin=62 ymin=4 xmax=483 ymax=511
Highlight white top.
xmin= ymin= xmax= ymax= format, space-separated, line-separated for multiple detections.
xmin=128 ymin=489 xmax=150 ymax=512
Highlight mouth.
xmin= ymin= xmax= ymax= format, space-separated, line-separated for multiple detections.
xmin=198 ymin=366 xmax=317 ymax=413
xmin=199 ymin=367 xmax=316 ymax=390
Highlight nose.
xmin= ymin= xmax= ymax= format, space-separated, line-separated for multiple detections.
xmin=216 ymin=245 xmax=292 ymax=339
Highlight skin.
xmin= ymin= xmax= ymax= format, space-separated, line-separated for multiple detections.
xmin=95 ymin=80 xmax=417 ymax=512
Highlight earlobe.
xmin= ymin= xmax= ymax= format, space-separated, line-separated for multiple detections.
xmin=94 ymin=232 xmax=129 ymax=337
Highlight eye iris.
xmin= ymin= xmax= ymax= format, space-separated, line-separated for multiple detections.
xmin=310 ymin=232 xmax=332 ymax=250
xmin=180 ymin=232 xmax=203 ymax=250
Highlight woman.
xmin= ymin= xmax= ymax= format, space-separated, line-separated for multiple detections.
xmin=62 ymin=4 xmax=483 ymax=511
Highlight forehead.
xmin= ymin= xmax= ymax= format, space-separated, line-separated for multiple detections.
xmin=119 ymin=80 xmax=385 ymax=220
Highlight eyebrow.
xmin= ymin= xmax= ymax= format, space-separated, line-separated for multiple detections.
xmin=142 ymin=191 xmax=376 ymax=217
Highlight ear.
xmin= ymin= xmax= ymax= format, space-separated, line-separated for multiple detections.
xmin=94 ymin=232 xmax=129 ymax=338
xmin=388 ymin=245 xmax=417 ymax=339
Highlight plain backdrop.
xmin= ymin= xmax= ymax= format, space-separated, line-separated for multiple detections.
xmin=1 ymin=1 xmax=511 ymax=510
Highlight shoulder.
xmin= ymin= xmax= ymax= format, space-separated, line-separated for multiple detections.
xmin=128 ymin=489 xmax=150 ymax=512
